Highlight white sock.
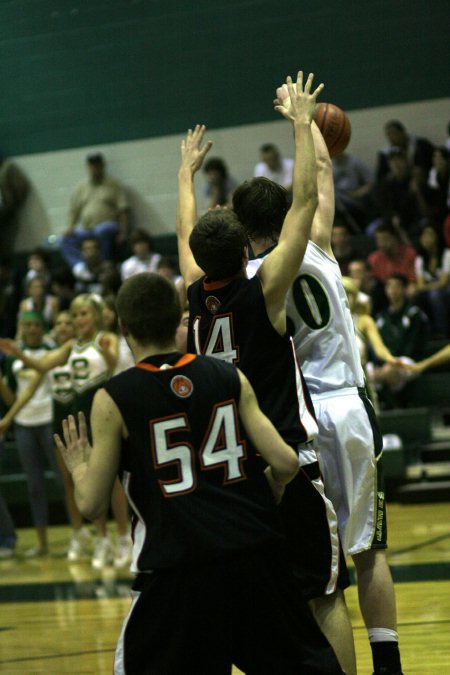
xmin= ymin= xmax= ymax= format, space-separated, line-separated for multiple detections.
xmin=368 ymin=628 xmax=398 ymax=643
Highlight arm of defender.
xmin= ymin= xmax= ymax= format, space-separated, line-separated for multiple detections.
xmin=177 ymin=125 xmax=213 ymax=287
xmin=258 ymin=72 xmax=322 ymax=315
xmin=237 ymin=369 xmax=299 ymax=485
xmin=54 ymin=390 xmax=123 ymax=520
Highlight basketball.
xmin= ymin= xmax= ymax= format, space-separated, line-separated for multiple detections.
xmin=313 ymin=102 xmax=351 ymax=157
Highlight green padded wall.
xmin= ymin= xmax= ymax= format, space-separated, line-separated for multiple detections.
xmin=1 ymin=0 xmax=449 ymax=156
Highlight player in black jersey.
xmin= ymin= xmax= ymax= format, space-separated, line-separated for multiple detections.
xmin=176 ymin=72 xmax=356 ymax=673
xmin=55 ymin=273 xmax=342 ymax=675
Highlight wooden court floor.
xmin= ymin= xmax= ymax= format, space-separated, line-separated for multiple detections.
xmin=0 ymin=502 xmax=449 ymax=674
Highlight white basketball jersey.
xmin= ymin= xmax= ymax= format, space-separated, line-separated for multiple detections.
xmin=286 ymin=241 xmax=365 ymax=394
xmin=68 ymin=333 xmax=110 ymax=394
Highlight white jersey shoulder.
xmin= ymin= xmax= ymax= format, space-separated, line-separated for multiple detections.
xmin=286 ymin=241 xmax=364 ymax=393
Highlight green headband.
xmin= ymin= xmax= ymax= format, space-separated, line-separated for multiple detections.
xmin=19 ymin=311 xmax=45 ymax=324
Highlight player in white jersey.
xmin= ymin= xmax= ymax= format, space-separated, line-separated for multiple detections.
xmin=243 ymin=86 xmax=403 ymax=675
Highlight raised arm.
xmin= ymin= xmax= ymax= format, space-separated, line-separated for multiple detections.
xmin=0 ymin=338 xmax=73 ymax=373
xmin=177 ymin=125 xmax=213 ymax=287
xmin=237 ymin=369 xmax=299 ymax=496
xmin=257 ymin=72 xmax=322 ymax=324
xmin=54 ymin=390 xmax=123 ymax=520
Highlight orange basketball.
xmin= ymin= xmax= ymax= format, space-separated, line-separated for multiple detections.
xmin=313 ymin=102 xmax=351 ymax=157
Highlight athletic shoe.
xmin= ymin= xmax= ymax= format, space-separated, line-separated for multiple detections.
xmin=67 ymin=527 xmax=92 ymax=562
xmin=91 ymin=536 xmax=113 ymax=569
xmin=114 ymin=535 xmax=132 ymax=568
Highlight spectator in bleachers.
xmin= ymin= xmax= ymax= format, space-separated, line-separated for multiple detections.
xmin=19 ymin=276 xmax=59 ymax=332
xmin=72 ymin=235 xmax=105 ymax=295
xmin=347 ymin=258 xmax=378 ymax=313
xmin=372 ymin=147 xmax=428 ymax=241
xmin=368 ymin=222 xmax=417 ymax=302
xmin=254 ymin=143 xmax=293 ymax=191
xmin=202 ymin=157 xmax=237 ymax=209
xmin=412 ymin=223 xmax=450 ymax=337
xmin=23 ymin=248 xmax=53 ymax=294
xmin=425 ymin=147 xmax=450 ymax=225
xmin=330 ymin=221 xmax=358 ymax=275
xmin=50 ymin=267 xmax=77 ymax=312
xmin=156 ymin=256 xmax=182 ymax=286
xmin=61 ymin=152 xmax=130 ymax=266
xmin=376 ymin=120 xmax=434 ymax=182
xmin=120 ymin=228 xmax=161 ymax=281
xmin=370 ymin=273 xmax=430 ymax=401
xmin=332 ymin=151 xmax=376 ymax=229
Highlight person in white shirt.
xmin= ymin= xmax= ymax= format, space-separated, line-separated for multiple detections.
xmin=120 ymin=229 xmax=161 ymax=281
xmin=254 ymin=142 xmax=294 ymax=191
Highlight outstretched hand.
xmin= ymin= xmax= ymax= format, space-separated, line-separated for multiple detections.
xmin=180 ymin=124 xmax=213 ymax=176
xmin=54 ymin=412 xmax=92 ymax=474
xmin=274 ymin=71 xmax=324 ymax=125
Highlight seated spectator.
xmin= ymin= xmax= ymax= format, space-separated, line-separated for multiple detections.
xmin=425 ymin=147 xmax=450 ymax=225
xmin=371 ymin=273 xmax=430 ymax=402
xmin=445 ymin=120 xmax=450 ymax=153
xmin=202 ymin=157 xmax=237 ymax=209
xmin=50 ymin=266 xmax=77 ymax=311
xmin=19 ymin=275 xmax=59 ymax=332
xmin=371 ymin=147 xmax=428 ymax=241
xmin=368 ymin=222 xmax=417 ymax=306
xmin=156 ymin=256 xmax=182 ymax=286
xmin=347 ymin=258 xmax=376 ymax=313
xmin=98 ymin=261 xmax=122 ymax=298
xmin=332 ymin=151 xmax=376 ymax=229
xmin=72 ymin=235 xmax=105 ymax=295
xmin=120 ymin=229 xmax=161 ymax=281
xmin=376 ymin=119 xmax=434 ymax=182
xmin=412 ymin=223 xmax=450 ymax=337
xmin=330 ymin=221 xmax=358 ymax=275
xmin=23 ymin=247 xmax=53 ymax=294
xmin=253 ymin=143 xmax=293 ymax=191
xmin=61 ymin=152 xmax=130 ymax=266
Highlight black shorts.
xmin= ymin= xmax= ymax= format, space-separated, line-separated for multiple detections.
xmin=279 ymin=465 xmax=350 ymax=600
xmin=115 ymin=543 xmax=343 ymax=675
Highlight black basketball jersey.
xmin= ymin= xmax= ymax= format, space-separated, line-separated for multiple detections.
xmin=104 ymin=352 xmax=282 ymax=572
xmin=187 ymin=274 xmax=318 ymax=445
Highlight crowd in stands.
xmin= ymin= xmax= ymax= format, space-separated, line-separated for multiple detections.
xmin=0 ymin=116 xmax=449 ymax=562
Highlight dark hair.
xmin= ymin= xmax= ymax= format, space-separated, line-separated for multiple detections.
xmin=259 ymin=143 xmax=279 ymax=154
xmin=232 ymin=177 xmax=287 ymax=240
xmin=417 ymin=222 xmax=445 ymax=268
xmin=29 ymin=247 xmax=51 ymax=267
xmin=375 ymin=222 xmax=401 ymax=241
xmin=130 ymin=228 xmax=152 ymax=246
xmin=116 ymin=273 xmax=181 ymax=345
xmin=189 ymin=210 xmax=247 ymax=280
xmin=386 ymin=273 xmax=408 ymax=287
xmin=384 ymin=120 xmax=405 ymax=133
xmin=51 ymin=266 xmax=76 ymax=289
xmin=86 ymin=152 xmax=104 ymax=165
xmin=203 ymin=157 xmax=228 ymax=180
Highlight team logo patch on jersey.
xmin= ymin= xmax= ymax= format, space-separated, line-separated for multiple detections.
xmin=170 ymin=375 xmax=194 ymax=398
xmin=205 ymin=295 xmax=221 ymax=314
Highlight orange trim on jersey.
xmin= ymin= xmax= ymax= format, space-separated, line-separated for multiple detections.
xmin=136 ymin=353 xmax=196 ymax=372
xmin=203 ymin=274 xmax=239 ymax=291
